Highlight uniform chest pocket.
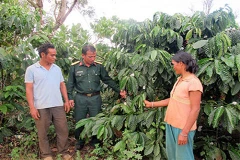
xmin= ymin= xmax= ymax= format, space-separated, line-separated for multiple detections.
xmin=75 ymin=70 xmax=84 ymax=76
xmin=75 ymin=71 xmax=87 ymax=82
xmin=90 ymin=70 xmax=100 ymax=82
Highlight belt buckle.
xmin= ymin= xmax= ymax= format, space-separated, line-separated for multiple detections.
xmin=86 ymin=93 xmax=92 ymax=97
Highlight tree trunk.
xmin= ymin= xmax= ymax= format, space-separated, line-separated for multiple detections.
xmin=53 ymin=0 xmax=78 ymax=32
xmin=27 ymin=0 xmax=78 ymax=33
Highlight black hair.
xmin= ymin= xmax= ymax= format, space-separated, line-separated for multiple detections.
xmin=172 ymin=51 xmax=198 ymax=74
xmin=37 ymin=43 xmax=55 ymax=58
xmin=82 ymin=45 xmax=96 ymax=55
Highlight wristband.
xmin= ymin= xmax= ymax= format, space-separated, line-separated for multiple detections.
xmin=180 ymin=133 xmax=188 ymax=137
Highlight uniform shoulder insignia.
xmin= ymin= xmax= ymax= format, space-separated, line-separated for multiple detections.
xmin=71 ymin=61 xmax=80 ymax=65
xmin=95 ymin=61 xmax=102 ymax=64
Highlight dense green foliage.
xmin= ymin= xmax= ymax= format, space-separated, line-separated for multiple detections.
xmin=0 ymin=2 xmax=89 ymax=158
xmin=79 ymin=5 xmax=240 ymax=160
xmin=0 ymin=1 xmax=240 ymax=160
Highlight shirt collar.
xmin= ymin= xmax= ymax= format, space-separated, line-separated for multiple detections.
xmin=35 ymin=61 xmax=56 ymax=68
xmin=79 ymin=60 xmax=97 ymax=66
xmin=177 ymin=74 xmax=195 ymax=81
xmin=35 ymin=61 xmax=41 ymax=67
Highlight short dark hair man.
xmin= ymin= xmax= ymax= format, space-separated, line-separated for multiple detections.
xmin=67 ymin=44 xmax=126 ymax=150
xmin=25 ymin=43 xmax=72 ymax=160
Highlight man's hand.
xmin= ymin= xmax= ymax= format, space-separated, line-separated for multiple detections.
xmin=64 ymin=101 xmax=71 ymax=113
xmin=120 ymin=90 xmax=127 ymax=98
xmin=30 ymin=107 xmax=40 ymax=120
xmin=69 ymin=100 xmax=75 ymax=108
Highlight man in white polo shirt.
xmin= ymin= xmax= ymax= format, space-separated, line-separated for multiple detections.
xmin=25 ymin=43 xmax=72 ymax=160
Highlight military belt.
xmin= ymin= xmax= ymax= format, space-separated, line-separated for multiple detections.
xmin=78 ymin=91 xmax=100 ymax=97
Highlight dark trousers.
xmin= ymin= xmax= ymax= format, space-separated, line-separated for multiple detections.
xmin=74 ymin=93 xmax=102 ymax=146
xmin=35 ymin=106 xmax=69 ymax=158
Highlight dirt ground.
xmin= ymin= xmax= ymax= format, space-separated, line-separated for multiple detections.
xmin=0 ymin=136 xmax=96 ymax=160
xmin=0 ymin=135 xmax=203 ymax=160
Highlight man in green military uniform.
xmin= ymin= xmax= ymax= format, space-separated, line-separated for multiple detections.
xmin=67 ymin=45 xmax=126 ymax=150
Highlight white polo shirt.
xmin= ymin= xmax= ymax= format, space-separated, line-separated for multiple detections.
xmin=25 ymin=62 xmax=64 ymax=109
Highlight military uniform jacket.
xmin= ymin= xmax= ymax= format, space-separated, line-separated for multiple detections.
xmin=67 ymin=61 xmax=120 ymax=100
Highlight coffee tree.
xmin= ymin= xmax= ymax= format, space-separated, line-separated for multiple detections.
xmin=77 ymin=5 xmax=240 ymax=160
xmin=0 ymin=1 xmax=91 ymax=158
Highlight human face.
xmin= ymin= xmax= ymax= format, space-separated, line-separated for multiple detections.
xmin=171 ymin=60 xmax=185 ymax=75
xmin=41 ymin=48 xmax=57 ymax=64
xmin=82 ymin=51 xmax=96 ymax=66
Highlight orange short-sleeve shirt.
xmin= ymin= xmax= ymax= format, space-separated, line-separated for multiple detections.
xmin=164 ymin=74 xmax=203 ymax=131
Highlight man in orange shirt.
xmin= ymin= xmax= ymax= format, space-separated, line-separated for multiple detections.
xmin=145 ymin=51 xmax=203 ymax=160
